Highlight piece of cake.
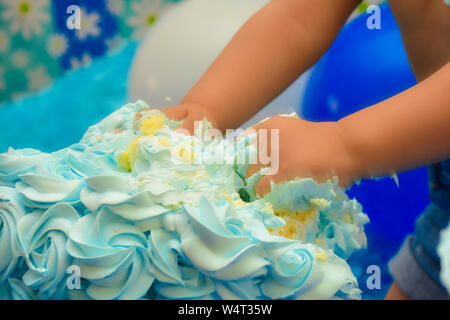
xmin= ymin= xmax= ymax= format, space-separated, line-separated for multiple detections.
xmin=0 ymin=100 xmax=369 ymax=300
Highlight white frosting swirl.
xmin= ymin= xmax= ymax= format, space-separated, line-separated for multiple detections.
xmin=66 ymin=208 xmax=155 ymax=300
xmin=16 ymin=203 xmax=80 ymax=299
xmin=0 ymin=101 xmax=369 ymax=300
xmin=0 ymin=148 xmax=49 ymax=187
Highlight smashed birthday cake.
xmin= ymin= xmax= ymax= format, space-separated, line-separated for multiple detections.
xmin=438 ymin=223 xmax=450 ymax=294
xmin=0 ymin=100 xmax=369 ymax=300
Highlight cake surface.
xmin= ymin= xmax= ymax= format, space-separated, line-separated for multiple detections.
xmin=0 ymin=100 xmax=369 ymax=300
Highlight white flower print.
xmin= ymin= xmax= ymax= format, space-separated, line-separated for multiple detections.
xmin=26 ymin=65 xmax=51 ymax=90
xmin=0 ymin=30 xmax=10 ymax=52
xmin=105 ymin=34 xmax=123 ymax=52
xmin=69 ymin=53 xmax=92 ymax=70
xmin=75 ymin=8 xmax=101 ymax=41
xmin=12 ymin=91 xmax=27 ymax=101
xmin=12 ymin=49 xmax=30 ymax=68
xmin=47 ymin=34 xmax=68 ymax=58
xmin=106 ymin=0 xmax=124 ymax=16
xmin=1 ymin=0 xmax=50 ymax=39
xmin=127 ymin=0 xmax=162 ymax=39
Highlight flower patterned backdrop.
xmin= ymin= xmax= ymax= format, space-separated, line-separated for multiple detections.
xmin=0 ymin=0 xmax=182 ymax=103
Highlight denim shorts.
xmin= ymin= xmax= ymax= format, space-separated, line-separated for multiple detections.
xmin=388 ymin=161 xmax=450 ymax=300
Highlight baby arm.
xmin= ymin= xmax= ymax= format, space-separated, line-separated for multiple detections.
xmin=140 ymin=0 xmax=361 ymax=133
xmin=338 ymin=62 xmax=450 ymax=180
xmin=250 ymin=63 xmax=450 ymax=195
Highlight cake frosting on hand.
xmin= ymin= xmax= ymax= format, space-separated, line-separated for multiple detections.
xmin=0 ymin=100 xmax=369 ymax=300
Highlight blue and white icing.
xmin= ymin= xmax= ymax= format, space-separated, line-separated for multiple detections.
xmin=438 ymin=223 xmax=450 ymax=294
xmin=17 ymin=203 xmax=80 ymax=299
xmin=0 ymin=100 xmax=369 ymax=300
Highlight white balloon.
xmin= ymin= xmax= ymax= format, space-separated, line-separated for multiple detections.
xmin=128 ymin=0 xmax=309 ymax=128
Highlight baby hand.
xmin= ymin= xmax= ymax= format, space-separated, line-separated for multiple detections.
xmin=246 ymin=116 xmax=358 ymax=196
xmin=136 ymin=102 xmax=219 ymax=135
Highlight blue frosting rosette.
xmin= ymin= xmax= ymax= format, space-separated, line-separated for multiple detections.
xmin=16 ymin=203 xmax=80 ymax=299
xmin=0 ymin=100 xmax=368 ymax=300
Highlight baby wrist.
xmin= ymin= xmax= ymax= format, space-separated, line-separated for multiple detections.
xmin=334 ymin=120 xmax=366 ymax=185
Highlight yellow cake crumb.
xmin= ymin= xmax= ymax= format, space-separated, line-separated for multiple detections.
xmin=268 ymin=208 xmax=319 ymax=240
xmin=233 ymin=198 xmax=247 ymax=209
xmin=310 ymin=198 xmax=330 ymax=210
xmin=223 ymin=190 xmax=233 ymax=203
xmin=141 ymin=114 xmax=165 ymax=136
xmin=269 ymin=219 xmax=298 ymax=239
xmin=222 ymin=190 xmax=248 ymax=209
xmin=342 ymin=212 xmax=354 ymax=224
xmin=158 ymin=137 xmax=170 ymax=146
xmin=274 ymin=207 xmax=318 ymax=224
xmin=118 ymin=113 xmax=167 ymax=171
xmin=262 ymin=202 xmax=274 ymax=214
xmin=117 ymin=151 xmax=132 ymax=172
xmin=176 ymin=144 xmax=195 ymax=163
xmin=118 ymin=137 xmax=140 ymax=172
xmin=315 ymin=252 xmax=327 ymax=262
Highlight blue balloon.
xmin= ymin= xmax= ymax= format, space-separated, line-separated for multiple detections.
xmin=300 ymin=3 xmax=430 ymax=243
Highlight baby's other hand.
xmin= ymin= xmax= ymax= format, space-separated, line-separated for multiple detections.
xmin=246 ymin=116 xmax=359 ymax=196
xmin=136 ymin=102 xmax=219 ymax=135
